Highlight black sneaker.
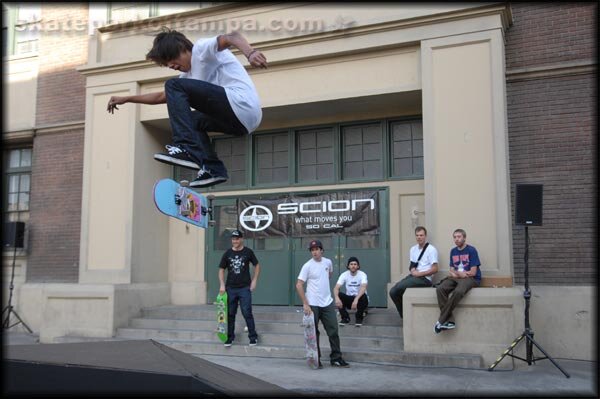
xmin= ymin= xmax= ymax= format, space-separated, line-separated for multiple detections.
xmin=434 ymin=321 xmax=442 ymax=334
xmin=224 ymin=338 xmax=234 ymax=347
xmin=331 ymin=359 xmax=350 ymax=368
xmin=339 ymin=318 xmax=350 ymax=326
xmin=355 ymin=319 xmax=363 ymax=327
xmin=441 ymin=321 xmax=456 ymax=330
xmin=249 ymin=338 xmax=258 ymax=346
xmin=189 ymin=167 xmax=227 ymax=188
xmin=154 ymin=145 xmax=200 ymax=170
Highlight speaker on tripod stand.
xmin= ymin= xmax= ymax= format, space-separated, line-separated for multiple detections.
xmin=488 ymin=184 xmax=569 ymax=377
xmin=2 ymin=221 xmax=32 ymax=333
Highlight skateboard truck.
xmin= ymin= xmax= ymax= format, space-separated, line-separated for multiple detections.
xmin=206 ymin=195 xmax=216 ymax=227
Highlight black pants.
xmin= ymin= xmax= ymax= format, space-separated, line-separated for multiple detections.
xmin=337 ymin=292 xmax=369 ymax=323
xmin=311 ymin=302 xmax=343 ymax=362
xmin=164 ymin=78 xmax=247 ymax=176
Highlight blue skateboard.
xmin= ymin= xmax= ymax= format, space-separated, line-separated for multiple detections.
xmin=153 ymin=179 xmax=215 ymax=228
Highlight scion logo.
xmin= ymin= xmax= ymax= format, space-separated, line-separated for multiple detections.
xmin=239 ymin=205 xmax=273 ymax=232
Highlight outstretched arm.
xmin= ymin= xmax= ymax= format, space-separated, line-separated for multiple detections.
xmin=217 ymin=31 xmax=268 ymax=69
xmin=107 ymin=91 xmax=166 ymax=113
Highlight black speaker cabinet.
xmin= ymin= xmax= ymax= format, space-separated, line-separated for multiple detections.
xmin=3 ymin=221 xmax=25 ymax=248
xmin=515 ymin=184 xmax=543 ymax=226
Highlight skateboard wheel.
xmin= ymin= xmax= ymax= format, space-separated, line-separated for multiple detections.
xmin=180 ymin=180 xmax=190 ymax=187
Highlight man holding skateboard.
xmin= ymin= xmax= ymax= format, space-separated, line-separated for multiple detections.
xmin=218 ymin=230 xmax=260 ymax=346
xmin=296 ymin=240 xmax=350 ymax=368
xmin=107 ymin=28 xmax=267 ymax=188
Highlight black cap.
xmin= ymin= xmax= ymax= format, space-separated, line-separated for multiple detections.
xmin=231 ymin=230 xmax=243 ymax=238
xmin=347 ymin=256 xmax=360 ymax=266
xmin=308 ymin=240 xmax=323 ymax=250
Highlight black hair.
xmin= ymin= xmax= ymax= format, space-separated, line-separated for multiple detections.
xmin=146 ymin=27 xmax=193 ymax=66
xmin=347 ymin=256 xmax=360 ymax=270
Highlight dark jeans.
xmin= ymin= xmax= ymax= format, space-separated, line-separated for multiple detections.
xmin=226 ymin=286 xmax=257 ymax=341
xmin=337 ymin=292 xmax=369 ymax=323
xmin=389 ymin=275 xmax=432 ymax=318
xmin=311 ymin=302 xmax=343 ymax=362
xmin=436 ymin=277 xmax=479 ymax=324
xmin=164 ymin=78 xmax=248 ymax=177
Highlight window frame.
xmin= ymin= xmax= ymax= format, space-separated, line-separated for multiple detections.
xmin=200 ymin=116 xmax=423 ymax=192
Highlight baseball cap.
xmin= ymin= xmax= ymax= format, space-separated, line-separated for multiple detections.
xmin=231 ymin=230 xmax=243 ymax=238
xmin=308 ymin=240 xmax=323 ymax=250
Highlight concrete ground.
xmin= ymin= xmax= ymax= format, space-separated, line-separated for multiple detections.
xmin=4 ymin=331 xmax=597 ymax=397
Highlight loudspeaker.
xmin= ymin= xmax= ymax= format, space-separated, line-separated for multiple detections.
xmin=3 ymin=222 xmax=25 ymax=248
xmin=515 ymin=184 xmax=543 ymax=226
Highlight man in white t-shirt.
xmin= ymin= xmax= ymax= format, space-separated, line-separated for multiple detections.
xmin=389 ymin=226 xmax=438 ymax=319
xmin=107 ymin=28 xmax=267 ymax=188
xmin=334 ymin=257 xmax=369 ymax=326
xmin=296 ymin=239 xmax=350 ymax=368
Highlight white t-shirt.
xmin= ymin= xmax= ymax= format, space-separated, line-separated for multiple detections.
xmin=410 ymin=243 xmax=439 ymax=281
xmin=336 ymin=270 xmax=368 ymax=297
xmin=179 ymin=37 xmax=262 ymax=133
xmin=297 ymin=257 xmax=333 ymax=307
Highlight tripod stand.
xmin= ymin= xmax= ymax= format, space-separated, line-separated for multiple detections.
xmin=488 ymin=226 xmax=569 ymax=378
xmin=2 ymin=227 xmax=32 ymax=333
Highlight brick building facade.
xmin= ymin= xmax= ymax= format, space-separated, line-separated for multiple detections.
xmin=505 ymin=3 xmax=597 ymax=285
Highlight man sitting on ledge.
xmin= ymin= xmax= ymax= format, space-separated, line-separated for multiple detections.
xmin=434 ymin=228 xmax=481 ymax=334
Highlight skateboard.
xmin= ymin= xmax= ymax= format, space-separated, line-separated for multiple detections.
xmin=153 ymin=179 xmax=215 ymax=228
xmin=216 ymin=292 xmax=228 ymax=343
xmin=302 ymin=313 xmax=319 ymax=369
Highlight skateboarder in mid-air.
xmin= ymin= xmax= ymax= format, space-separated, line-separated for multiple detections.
xmin=107 ymin=28 xmax=267 ymax=188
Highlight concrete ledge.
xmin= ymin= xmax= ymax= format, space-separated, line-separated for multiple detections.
xmin=23 ymin=283 xmax=170 ymax=343
xmin=403 ymin=287 xmax=524 ymax=367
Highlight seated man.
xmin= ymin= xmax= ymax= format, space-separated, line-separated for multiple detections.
xmin=389 ymin=226 xmax=438 ymax=319
xmin=434 ymin=228 xmax=482 ymax=334
xmin=334 ymin=257 xmax=369 ymax=326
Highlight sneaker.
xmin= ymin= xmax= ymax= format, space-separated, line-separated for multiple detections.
xmin=434 ymin=321 xmax=442 ymax=334
xmin=441 ymin=321 xmax=456 ymax=330
xmin=355 ymin=320 xmax=363 ymax=327
xmin=154 ymin=145 xmax=200 ymax=170
xmin=249 ymin=338 xmax=258 ymax=346
xmin=339 ymin=318 xmax=350 ymax=326
xmin=224 ymin=338 xmax=234 ymax=347
xmin=318 ymin=361 xmax=323 ymax=369
xmin=330 ymin=359 xmax=350 ymax=368
xmin=189 ymin=167 xmax=227 ymax=188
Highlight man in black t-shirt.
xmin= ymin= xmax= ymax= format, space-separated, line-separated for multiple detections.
xmin=218 ymin=229 xmax=261 ymax=347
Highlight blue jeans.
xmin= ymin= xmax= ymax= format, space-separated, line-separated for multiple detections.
xmin=164 ymin=78 xmax=248 ymax=177
xmin=226 ymin=286 xmax=257 ymax=341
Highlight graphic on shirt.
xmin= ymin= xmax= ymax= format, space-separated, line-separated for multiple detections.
xmin=452 ymin=254 xmax=471 ymax=270
xmin=230 ymin=255 xmax=243 ymax=274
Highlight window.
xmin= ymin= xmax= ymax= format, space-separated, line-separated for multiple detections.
xmin=296 ymin=128 xmax=334 ymax=183
xmin=214 ymin=136 xmax=247 ymax=187
xmin=3 ymin=4 xmax=41 ymax=57
xmin=254 ymin=133 xmax=288 ymax=185
xmin=3 ymin=148 xmax=32 ymax=223
xmin=390 ymin=120 xmax=424 ymax=178
xmin=342 ymin=123 xmax=383 ymax=180
xmin=107 ymin=2 xmax=156 ymax=24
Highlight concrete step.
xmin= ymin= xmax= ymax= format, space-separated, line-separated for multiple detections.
xmin=128 ymin=318 xmax=403 ymax=337
xmin=154 ymin=339 xmax=482 ymax=368
xmin=117 ymin=327 xmax=404 ymax=350
xmin=141 ymin=305 xmax=401 ymax=326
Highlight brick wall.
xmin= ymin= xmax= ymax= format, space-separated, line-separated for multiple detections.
xmin=27 ymin=129 xmax=84 ymax=282
xmin=505 ymin=3 xmax=598 ymax=285
xmin=27 ymin=4 xmax=88 ymax=282
xmin=35 ymin=4 xmax=88 ymax=126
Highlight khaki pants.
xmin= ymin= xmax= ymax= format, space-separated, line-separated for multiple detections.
xmin=436 ymin=277 xmax=479 ymax=324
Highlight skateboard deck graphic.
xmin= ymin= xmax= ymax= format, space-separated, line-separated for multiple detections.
xmin=216 ymin=292 xmax=228 ymax=343
xmin=153 ymin=179 xmax=214 ymax=228
xmin=302 ymin=313 xmax=319 ymax=369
